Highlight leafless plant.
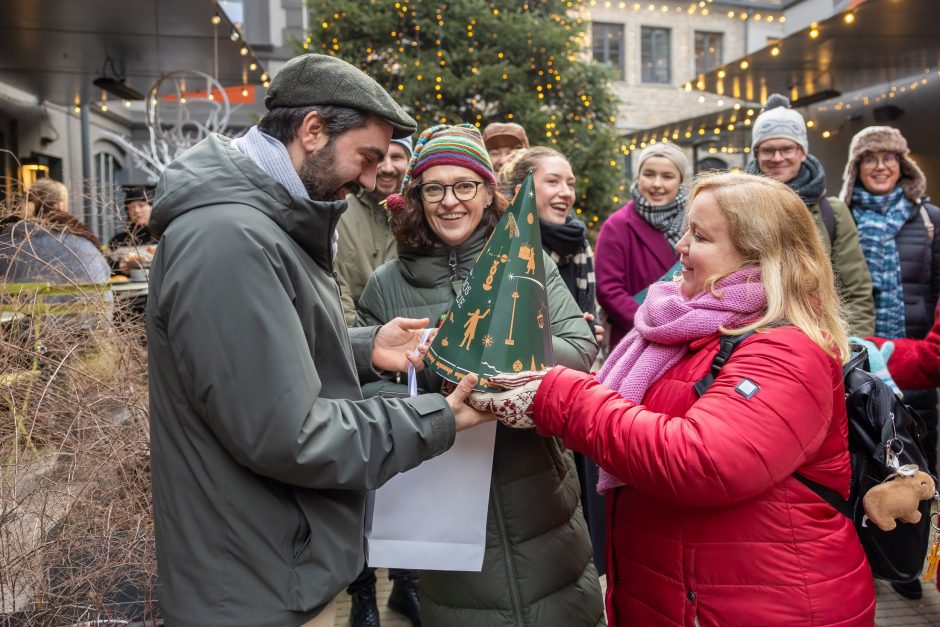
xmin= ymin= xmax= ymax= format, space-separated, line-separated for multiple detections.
xmin=1 ymin=194 xmax=157 ymax=626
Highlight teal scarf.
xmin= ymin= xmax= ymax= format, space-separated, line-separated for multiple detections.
xmin=851 ymin=185 xmax=910 ymax=338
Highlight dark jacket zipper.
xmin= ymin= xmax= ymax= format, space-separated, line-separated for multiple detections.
xmin=492 ymin=480 xmax=525 ymax=626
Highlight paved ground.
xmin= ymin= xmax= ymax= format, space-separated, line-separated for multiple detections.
xmin=334 ymin=571 xmax=939 ymax=626
xmin=875 ymin=578 xmax=940 ymax=626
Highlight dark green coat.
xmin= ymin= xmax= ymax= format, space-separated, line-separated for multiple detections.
xmin=147 ymin=134 xmax=456 ymax=626
xmin=358 ymin=227 xmax=606 ymax=627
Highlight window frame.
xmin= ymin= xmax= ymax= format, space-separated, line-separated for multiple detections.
xmin=592 ymin=21 xmax=625 ymax=81
xmin=694 ymin=30 xmax=724 ymax=76
xmin=641 ymin=26 xmax=672 ymax=84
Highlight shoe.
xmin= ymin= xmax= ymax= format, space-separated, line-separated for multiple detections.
xmin=891 ymin=579 xmax=923 ymax=600
xmin=349 ymin=584 xmax=381 ymax=627
xmin=387 ymin=575 xmax=422 ymax=627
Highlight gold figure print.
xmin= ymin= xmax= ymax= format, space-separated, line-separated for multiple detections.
xmin=460 ymin=307 xmax=491 ymax=350
xmin=518 ymin=244 xmax=536 ymax=276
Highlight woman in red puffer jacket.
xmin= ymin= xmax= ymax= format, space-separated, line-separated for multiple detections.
xmin=526 ymin=173 xmax=876 ymax=626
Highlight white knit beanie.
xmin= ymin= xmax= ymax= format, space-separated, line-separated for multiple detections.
xmin=751 ymin=94 xmax=808 ymax=154
xmin=635 ymin=142 xmax=689 ymax=182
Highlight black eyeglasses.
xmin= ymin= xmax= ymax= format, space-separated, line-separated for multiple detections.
xmin=417 ymin=180 xmax=485 ymax=203
xmin=756 ymin=145 xmax=800 ymax=159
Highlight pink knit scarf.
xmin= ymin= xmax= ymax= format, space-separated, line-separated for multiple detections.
xmin=594 ymin=267 xmax=767 ymax=492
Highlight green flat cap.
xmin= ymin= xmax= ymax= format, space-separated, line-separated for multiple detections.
xmin=265 ymin=54 xmax=417 ymax=139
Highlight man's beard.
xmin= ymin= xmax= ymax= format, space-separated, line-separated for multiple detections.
xmin=298 ymin=141 xmax=359 ymax=201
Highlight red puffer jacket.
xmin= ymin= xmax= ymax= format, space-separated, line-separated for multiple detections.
xmin=533 ymin=327 xmax=876 ymax=626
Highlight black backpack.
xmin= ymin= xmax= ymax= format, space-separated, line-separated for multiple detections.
xmin=695 ymin=332 xmax=935 ymax=582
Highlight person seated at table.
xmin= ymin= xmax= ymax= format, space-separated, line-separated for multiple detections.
xmin=109 ymin=186 xmax=156 ymax=248
xmin=0 ymin=178 xmax=111 ymax=327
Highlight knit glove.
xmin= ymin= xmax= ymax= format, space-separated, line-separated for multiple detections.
xmin=466 ymin=371 xmax=547 ymax=429
xmin=850 ymin=337 xmax=901 ymax=396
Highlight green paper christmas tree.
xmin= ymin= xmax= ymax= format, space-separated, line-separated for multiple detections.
xmin=425 ymin=172 xmax=553 ymax=391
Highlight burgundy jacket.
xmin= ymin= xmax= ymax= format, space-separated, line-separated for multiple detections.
xmin=533 ymin=327 xmax=875 ymax=626
xmin=595 ymin=201 xmax=678 ymax=348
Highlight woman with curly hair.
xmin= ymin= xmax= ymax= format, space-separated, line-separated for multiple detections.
xmin=357 ymin=124 xmax=604 ymax=627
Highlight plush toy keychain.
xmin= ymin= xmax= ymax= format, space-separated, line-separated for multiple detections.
xmin=862 ymin=469 xmax=935 ymax=531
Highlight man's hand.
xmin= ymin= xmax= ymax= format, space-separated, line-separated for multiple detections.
xmin=445 ymin=374 xmax=497 ymax=432
xmin=583 ymin=311 xmax=605 ymax=345
xmin=372 ymin=317 xmax=436 ymax=372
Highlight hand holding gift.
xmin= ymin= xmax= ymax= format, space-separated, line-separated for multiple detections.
xmin=468 ymin=370 xmax=548 ymax=429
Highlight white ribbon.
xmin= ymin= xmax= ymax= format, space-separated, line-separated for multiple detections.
xmin=408 ymin=328 xmax=434 ymax=397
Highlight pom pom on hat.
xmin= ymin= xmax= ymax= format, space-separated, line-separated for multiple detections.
xmin=382 ymin=193 xmax=406 ymax=214
xmin=751 ymin=93 xmax=809 ymax=154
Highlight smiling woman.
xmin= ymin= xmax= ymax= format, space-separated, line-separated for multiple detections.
xmin=356 ymin=124 xmax=604 ymax=627
xmin=595 ymin=142 xmax=689 ymax=348
xmin=529 ymin=172 xmax=876 ymax=626
xmin=840 ymin=126 xmax=940 ymax=523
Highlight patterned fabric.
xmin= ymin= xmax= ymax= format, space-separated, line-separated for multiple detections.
xmin=630 ymin=181 xmax=688 ymax=247
xmin=401 ymin=124 xmax=495 ymax=189
xmin=851 ymin=184 xmax=911 ymax=338
xmin=467 ymin=371 xmax=544 ymax=428
xmin=540 ymin=216 xmax=596 ymax=315
xmin=594 ymin=267 xmax=767 ymax=492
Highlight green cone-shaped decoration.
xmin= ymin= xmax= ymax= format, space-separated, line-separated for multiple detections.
xmin=425 ymin=172 xmax=553 ymax=391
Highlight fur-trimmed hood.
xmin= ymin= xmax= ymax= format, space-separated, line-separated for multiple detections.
xmin=839 ymin=126 xmax=927 ymax=204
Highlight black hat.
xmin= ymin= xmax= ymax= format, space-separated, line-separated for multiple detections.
xmin=122 ymin=185 xmax=153 ymax=208
xmin=264 ymin=54 xmax=417 ymax=139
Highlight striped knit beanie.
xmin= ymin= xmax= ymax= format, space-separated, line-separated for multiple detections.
xmin=402 ymin=124 xmax=495 ymax=189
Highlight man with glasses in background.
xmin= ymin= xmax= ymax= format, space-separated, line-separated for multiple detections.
xmin=746 ymin=93 xmax=875 ymax=335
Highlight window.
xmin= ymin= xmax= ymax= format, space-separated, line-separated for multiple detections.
xmin=695 ymin=31 xmax=723 ymax=76
xmin=592 ymin=22 xmax=625 ymax=80
xmin=641 ymin=26 xmax=670 ymax=84
xmin=88 ymin=151 xmax=126 ymax=243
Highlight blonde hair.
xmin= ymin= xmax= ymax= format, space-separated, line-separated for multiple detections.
xmin=690 ymin=171 xmax=849 ymax=362
xmin=497 ymin=146 xmax=569 ymax=199
xmin=25 ymin=178 xmax=69 ymax=217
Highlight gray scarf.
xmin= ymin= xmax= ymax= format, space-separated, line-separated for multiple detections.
xmin=232 ymin=126 xmax=339 ymax=256
xmin=630 ymin=181 xmax=688 ymax=247
xmin=744 ymin=153 xmax=827 ymax=207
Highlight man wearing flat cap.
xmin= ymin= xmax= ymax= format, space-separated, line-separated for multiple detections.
xmin=482 ymin=121 xmax=529 ymax=175
xmin=146 ymin=53 xmax=492 ymax=626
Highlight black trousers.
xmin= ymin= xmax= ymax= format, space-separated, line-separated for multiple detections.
xmin=347 ymin=565 xmax=414 ymax=593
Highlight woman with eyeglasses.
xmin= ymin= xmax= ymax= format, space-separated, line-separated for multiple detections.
xmin=841 ymin=127 xmax=940 ymax=601
xmin=357 ymin=124 xmax=604 ymax=627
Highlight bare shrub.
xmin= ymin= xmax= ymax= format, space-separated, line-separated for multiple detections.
xmin=1 ymin=208 xmax=156 ymax=625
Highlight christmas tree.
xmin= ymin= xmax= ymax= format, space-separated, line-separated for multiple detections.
xmin=301 ymin=0 xmax=625 ymax=228
xmin=425 ymin=173 xmax=552 ymax=391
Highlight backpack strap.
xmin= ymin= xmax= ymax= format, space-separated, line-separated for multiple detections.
xmin=819 ymin=197 xmax=836 ymax=246
xmin=919 ymin=205 xmax=935 ymax=242
xmin=693 ymin=331 xmax=755 ymax=397
xmin=793 ymin=473 xmax=852 ymax=519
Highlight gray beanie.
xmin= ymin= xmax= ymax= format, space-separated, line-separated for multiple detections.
xmin=265 ymin=54 xmax=417 ymax=139
xmin=635 ymin=142 xmax=689 ymax=181
xmin=391 ymin=135 xmax=413 ymax=156
xmin=751 ymin=94 xmax=808 ymax=154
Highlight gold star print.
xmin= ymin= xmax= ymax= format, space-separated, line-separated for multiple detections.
xmin=482 ymin=334 xmax=494 ymax=347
